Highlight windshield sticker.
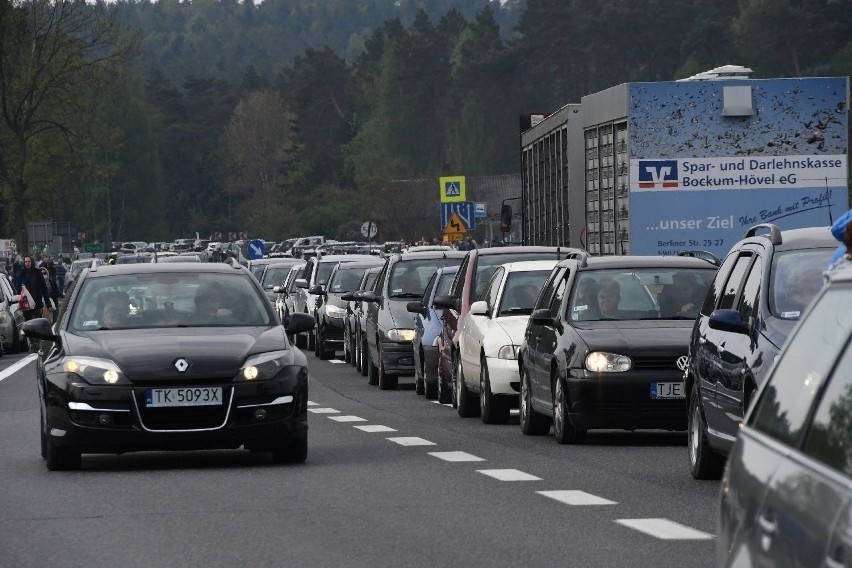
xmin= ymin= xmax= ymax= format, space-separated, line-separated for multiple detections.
xmin=781 ymin=311 xmax=801 ymax=318
xmin=83 ymin=320 xmax=99 ymax=326
xmin=392 ymin=288 xmax=403 ymax=294
xmin=574 ymin=304 xmax=588 ymax=311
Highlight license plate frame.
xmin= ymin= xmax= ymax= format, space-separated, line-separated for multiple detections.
xmin=145 ymin=387 xmax=223 ymax=408
xmin=650 ymin=381 xmax=685 ymax=399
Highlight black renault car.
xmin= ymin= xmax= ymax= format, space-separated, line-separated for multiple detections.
xmin=24 ymin=262 xmax=315 ymax=470
xmin=519 ymin=253 xmax=717 ymax=443
xmin=686 ymin=223 xmax=836 ymax=479
xmin=362 ymin=250 xmax=466 ymax=390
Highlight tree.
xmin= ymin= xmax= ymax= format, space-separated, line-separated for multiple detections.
xmin=0 ymin=0 xmax=134 ymax=252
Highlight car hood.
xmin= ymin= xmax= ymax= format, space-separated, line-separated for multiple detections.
xmin=387 ymin=299 xmax=417 ymax=330
xmin=572 ymin=320 xmax=693 ymax=355
xmin=62 ymin=327 xmax=289 ymax=381
xmin=494 ymin=316 xmax=530 ymax=344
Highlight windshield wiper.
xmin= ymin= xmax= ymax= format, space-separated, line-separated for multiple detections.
xmin=500 ymin=308 xmax=532 ymax=315
xmin=390 ymin=293 xmax=422 ymax=299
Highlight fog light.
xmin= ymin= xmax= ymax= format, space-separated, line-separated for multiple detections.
xmin=254 ymin=409 xmax=267 ymax=421
xmin=97 ymin=414 xmax=112 ymax=426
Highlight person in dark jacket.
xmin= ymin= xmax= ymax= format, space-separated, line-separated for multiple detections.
xmin=14 ymin=255 xmax=51 ymax=321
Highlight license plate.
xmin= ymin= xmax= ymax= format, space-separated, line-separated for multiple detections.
xmin=145 ymin=387 xmax=223 ymax=408
xmin=650 ymin=381 xmax=684 ymax=399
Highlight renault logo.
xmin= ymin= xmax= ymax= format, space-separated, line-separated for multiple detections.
xmin=676 ymin=356 xmax=689 ymax=371
xmin=174 ymin=358 xmax=190 ymax=373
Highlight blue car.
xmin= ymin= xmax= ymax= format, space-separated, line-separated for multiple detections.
xmin=408 ymin=265 xmax=459 ymax=399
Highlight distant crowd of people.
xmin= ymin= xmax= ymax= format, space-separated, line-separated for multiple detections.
xmin=2 ymin=253 xmax=67 ymax=323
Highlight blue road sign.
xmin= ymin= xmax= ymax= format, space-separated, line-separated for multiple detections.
xmin=247 ymin=239 xmax=266 ymax=260
xmin=440 ymin=201 xmax=476 ymax=232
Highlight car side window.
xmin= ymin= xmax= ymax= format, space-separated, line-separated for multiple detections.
xmin=483 ymin=268 xmax=504 ymax=310
xmin=549 ymin=273 xmax=568 ymax=318
xmin=301 ymin=259 xmax=314 ymax=281
xmin=56 ymin=278 xmax=78 ymax=325
xmin=535 ymin=268 xmax=562 ymax=311
xmin=701 ymin=253 xmax=737 ymax=315
xmin=717 ymin=254 xmax=753 ymax=310
xmin=422 ymin=272 xmax=438 ymax=304
xmin=735 ymin=256 xmax=763 ymax=325
xmin=802 ymin=337 xmax=852 ymax=478
xmin=750 ymin=287 xmax=852 ymax=447
xmin=451 ymin=256 xmax=469 ymax=299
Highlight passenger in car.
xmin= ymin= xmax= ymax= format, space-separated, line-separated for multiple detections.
xmin=98 ymin=291 xmax=130 ymax=328
xmin=574 ymin=279 xmax=601 ymax=320
xmin=659 ymin=273 xmax=703 ymax=318
xmin=193 ymin=283 xmax=234 ymax=323
xmin=597 ymin=279 xmax=624 ymax=319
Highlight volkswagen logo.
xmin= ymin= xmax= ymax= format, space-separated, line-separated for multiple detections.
xmin=676 ymin=356 xmax=689 ymax=372
xmin=174 ymin=358 xmax=190 ymax=373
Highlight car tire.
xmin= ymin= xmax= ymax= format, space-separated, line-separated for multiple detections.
xmin=343 ymin=330 xmax=352 ymax=364
xmin=40 ymin=408 xmax=47 ymax=460
xmin=316 ymin=328 xmax=331 ymax=360
xmin=437 ymin=358 xmax=451 ymax=404
xmin=295 ymin=332 xmax=307 ymax=349
xmin=378 ymin=346 xmax=398 ymax=390
xmin=272 ymin=436 xmax=308 ymax=464
xmin=414 ymin=351 xmax=425 ymax=395
xmin=307 ymin=327 xmax=316 ymax=351
xmin=553 ymin=376 xmax=585 ymax=444
xmin=360 ymin=338 xmax=369 ymax=377
xmin=520 ymin=367 xmax=551 ymax=435
xmin=456 ymin=358 xmax=479 ymax=417
xmin=11 ymin=323 xmax=20 ymax=354
xmin=424 ymin=372 xmax=438 ymax=400
xmin=45 ymin=437 xmax=81 ymax=471
xmin=368 ymin=351 xmax=379 ymax=386
xmin=689 ymin=387 xmax=725 ymax=480
xmin=480 ymin=357 xmax=510 ymax=424
xmin=354 ymin=336 xmax=362 ymax=372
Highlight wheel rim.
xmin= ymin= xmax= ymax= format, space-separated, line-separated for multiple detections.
xmin=480 ymin=366 xmax=487 ymax=415
xmin=554 ymin=380 xmax=564 ymax=438
xmin=520 ymin=372 xmax=529 ymax=424
xmin=689 ymin=404 xmax=700 ymax=466
xmin=456 ymin=360 xmax=463 ymax=403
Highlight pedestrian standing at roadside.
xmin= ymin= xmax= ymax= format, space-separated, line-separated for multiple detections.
xmin=827 ymin=209 xmax=852 ymax=271
xmin=41 ymin=266 xmax=60 ymax=316
xmin=55 ymin=259 xmax=67 ymax=294
xmin=14 ymin=255 xmax=51 ymax=321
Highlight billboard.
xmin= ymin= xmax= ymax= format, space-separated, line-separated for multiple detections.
xmin=628 ymin=77 xmax=849 ymax=257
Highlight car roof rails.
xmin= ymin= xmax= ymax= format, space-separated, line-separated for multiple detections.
xmin=563 ymin=250 xmax=589 ymax=268
xmin=225 ymin=256 xmax=243 ymax=269
xmin=743 ymin=223 xmax=782 ymax=245
xmin=677 ymin=250 xmax=721 ymax=267
xmin=89 ymin=259 xmax=100 ymax=272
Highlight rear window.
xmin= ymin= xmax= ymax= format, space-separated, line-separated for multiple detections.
xmin=329 ymin=267 xmax=368 ymax=294
xmin=388 ymin=258 xmax=464 ymax=298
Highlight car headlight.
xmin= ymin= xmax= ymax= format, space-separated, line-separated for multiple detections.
xmin=326 ymin=305 xmax=346 ymax=319
xmin=497 ymin=345 xmax=520 ymax=360
xmin=64 ymin=357 xmax=129 ymax=385
xmin=239 ymin=350 xmax=295 ymax=381
xmin=585 ymin=352 xmax=632 ymax=372
xmin=387 ymin=328 xmax=416 ymax=342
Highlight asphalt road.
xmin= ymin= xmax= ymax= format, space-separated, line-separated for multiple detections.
xmin=0 ymin=349 xmax=721 ymax=568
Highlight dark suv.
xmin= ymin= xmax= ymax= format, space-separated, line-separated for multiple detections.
xmin=687 ymin=223 xmax=836 ymax=479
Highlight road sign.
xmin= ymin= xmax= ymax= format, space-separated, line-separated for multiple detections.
xmin=443 ymin=212 xmax=468 ymax=236
xmin=474 ymin=202 xmax=487 ymax=218
xmin=213 ymin=231 xmax=222 ymax=241
xmin=228 ymin=231 xmax=237 ymax=241
xmin=440 ymin=202 xmax=476 ymax=232
xmin=247 ymin=239 xmax=266 ymax=260
xmin=439 ymin=176 xmax=466 ymax=203
xmin=83 ymin=243 xmax=103 ymax=253
xmin=77 ymin=232 xmax=86 ymax=241
xmin=361 ymin=221 xmax=377 ymax=238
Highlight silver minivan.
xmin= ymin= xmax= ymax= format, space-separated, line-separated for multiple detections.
xmin=718 ymin=264 xmax=852 ymax=567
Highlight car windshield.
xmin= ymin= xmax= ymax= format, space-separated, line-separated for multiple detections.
xmin=771 ymin=248 xmax=834 ymax=319
xmin=316 ymin=262 xmax=338 ymax=285
xmin=69 ymin=272 xmax=273 ymax=330
xmin=497 ymin=270 xmax=551 ymax=316
xmin=389 ymin=258 xmax=463 ymax=298
xmin=262 ymin=267 xmax=291 ymax=289
xmin=250 ymin=264 xmax=266 ymax=279
xmin=329 ymin=267 xmax=367 ymax=294
xmin=568 ymin=268 xmax=714 ymax=322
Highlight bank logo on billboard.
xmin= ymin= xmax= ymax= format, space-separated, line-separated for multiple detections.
xmin=639 ymin=160 xmax=679 ymax=189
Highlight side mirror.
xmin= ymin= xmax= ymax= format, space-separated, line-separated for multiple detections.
xmin=500 ymin=204 xmax=512 ymax=233
xmin=469 ymin=300 xmax=490 ymax=317
xmin=294 ymin=279 xmax=308 ymax=289
xmin=360 ymin=291 xmax=379 ymax=303
xmin=22 ymin=318 xmax=59 ymax=343
xmin=433 ymin=294 xmax=457 ymax=310
xmin=530 ymin=308 xmax=554 ymax=326
xmin=708 ymin=309 xmax=749 ymax=334
xmin=309 ymin=284 xmax=326 ymax=296
xmin=341 ymin=292 xmax=356 ymax=301
xmin=406 ymin=301 xmax=425 ymax=315
xmin=286 ymin=312 xmax=315 ymax=335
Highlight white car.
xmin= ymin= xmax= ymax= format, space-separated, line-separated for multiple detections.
xmin=457 ymin=260 xmax=558 ymax=424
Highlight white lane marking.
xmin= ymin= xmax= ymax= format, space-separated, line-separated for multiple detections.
xmin=354 ymin=425 xmax=397 ymax=433
xmin=428 ymin=451 xmax=485 ymax=462
xmin=442 ymin=404 xmax=453 ymax=407
xmin=329 ymin=359 xmax=346 ymax=364
xmin=308 ymin=408 xmax=340 ymax=414
xmin=615 ymin=518 xmax=714 ymax=540
xmin=538 ymin=490 xmax=617 ymax=506
xmin=387 ymin=437 xmax=436 ymax=446
xmin=0 ymin=354 xmax=37 ymax=383
xmin=307 ymin=401 xmax=319 ymax=406
xmin=430 ymin=400 xmax=441 ymax=404
xmin=477 ymin=469 xmax=542 ymax=481
xmin=510 ymin=409 xmax=519 ymax=415
xmin=328 ymin=415 xmax=367 ymax=422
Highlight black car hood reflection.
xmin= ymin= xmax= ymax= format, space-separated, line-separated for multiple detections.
xmin=571 ymin=320 xmax=694 ymax=355
xmin=62 ymin=327 xmax=287 ymax=381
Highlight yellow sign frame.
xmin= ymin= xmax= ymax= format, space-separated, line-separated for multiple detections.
xmin=439 ymin=176 xmax=466 ymax=203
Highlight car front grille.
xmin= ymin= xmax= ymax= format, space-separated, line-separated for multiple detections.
xmin=133 ymin=389 xmax=232 ymax=432
xmin=630 ymin=356 xmax=683 ymax=371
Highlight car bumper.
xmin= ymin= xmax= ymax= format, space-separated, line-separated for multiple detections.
xmin=381 ymin=340 xmax=415 ymax=376
xmin=485 ymin=356 xmax=521 ymax=395
xmin=566 ymin=370 xmax=686 ymax=431
xmin=44 ymin=369 xmax=308 ymax=454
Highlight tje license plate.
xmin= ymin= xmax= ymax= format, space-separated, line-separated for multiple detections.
xmin=146 ymin=387 xmax=223 ymax=408
xmin=650 ymin=381 xmax=684 ymax=399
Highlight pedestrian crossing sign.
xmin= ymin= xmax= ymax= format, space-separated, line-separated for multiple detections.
xmin=439 ymin=176 xmax=466 ymax=203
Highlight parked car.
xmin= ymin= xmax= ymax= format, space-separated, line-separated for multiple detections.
xmin=346 ymin=266 xmax=382 ymax=376
xmin=363 ymin=251 xmax=467 ymax=389
xmin=718 ymin=263 xmax=852 ymax=567
xmin=456 ymin=260 xmax=558 ymax=422
xmin=311 ymin=259 xmax=384 ymax=359
xmin=519 ymin=253 xmax=716 ymax=443
xmin=275 ymin=262 xmax=306 ymax=339
xmin=434 ymin=247 xmax=572 ymax=404
xmin=22 ymin=261 xmax=315 ymax=470
xmin=280 ymin=263 xmax=309 ymax=347
xmin=407 ymin=265 xmax=459 ymax=399
xmin=687 ymin=223 xmax=836 ymax=479
xmin=0 ymin=274 xmax=25 ymax=353
xmin=257 ymin=259 xmax=305 ymax=305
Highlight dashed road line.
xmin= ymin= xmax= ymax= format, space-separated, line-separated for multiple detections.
xmin=0 ymin=354 xmax=37 ymax=383
xmin=387 ymin=437 xmax=437 ymax=447
xmin=328 ymin=415 xmax=367 ymax=422
xmin=307 ymin=401 xmax=319 ymax=406
xmin=354 ymin=425 xmax=397 ymax=433
xmin=428 ymin=451 xmax=484 ymax=462
xmin=615 ymin=518 xmax=714 ymax=540
xmin=442 ymin=404 xmax=453 ymax=407
xmin=477 ymin=469 xmax=541 ymax=481
xmin=538 ymin=490 xmax=617 ymax=506
xmin=308 ymin=408 xmax=340 ymax=414
xmin=329 ymin=359 xmax=346 ymax=364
